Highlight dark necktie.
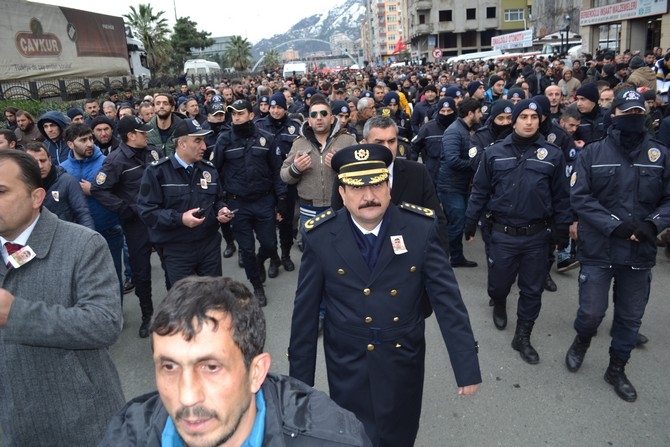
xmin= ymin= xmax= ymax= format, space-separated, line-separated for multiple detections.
xmin=185 ymin=166 xmax=193 ymax=176
xmin=5 ymin=242 xmax=24 ymax=269
xmin=363 ymin=233 xmax=377 ymax=270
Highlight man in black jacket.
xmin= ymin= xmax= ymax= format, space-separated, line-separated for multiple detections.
xmin=99 ymin=276 xmax=371 ymax=447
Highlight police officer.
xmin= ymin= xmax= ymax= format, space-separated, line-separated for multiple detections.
xmin=410 ymin=96 xmax=458 ymax=186
xmin=464 ymin=99 xmax=571 ymax=364
xmin=202 ymin=97 xmax=237 ymax=260
xmin=91 ymin=116 xmax=164 ymax=337
xmin=213 ymin=99 xmax=287 ymax=305
xmin=380 ymin=92 xmax=412 ymax=143
xmin=565 ymin=89 xmax=670 ymax=402
xmin=256 ymin=92 xmax=302 ymax=271
xmin=137 ymin=119 xmax=233 ymax=288
xmin=289 ymin=144 xmax=481 ymax=447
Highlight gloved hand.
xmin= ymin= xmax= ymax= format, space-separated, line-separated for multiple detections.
xmin=464 ymin=220 xmax=477 ymax=240
xmin=612 ymin=222 xmax=637 ymax=239
xmin=276 ymin=197 xmax=289 ymax=219
xmin=634 ymin=221 xmax=657 ymax=243
xmin=551 ymin=226 xmax=570 ymax=250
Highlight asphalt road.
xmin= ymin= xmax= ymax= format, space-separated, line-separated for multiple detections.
xmin=110 ymin=237 xmax=670 ymax=446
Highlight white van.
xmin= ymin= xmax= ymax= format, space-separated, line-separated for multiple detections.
xmin=283 ymin=62 xmax=308 ymax=78
xmin=446 ymin=50 xmax=503 ymax=65
xmin=184 ymin=59 xmax=221 ymax=85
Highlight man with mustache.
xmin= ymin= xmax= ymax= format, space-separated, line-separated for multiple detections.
xmin=137 ymin=119 xmax=233 ymax=288
xmin=100 ymin=276 xmax=371 ymax=446
xmin=289 ymin=144 xmax=481 ymax=447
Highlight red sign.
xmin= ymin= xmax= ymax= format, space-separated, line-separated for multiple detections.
xmin=16 ymin=18 xmax=62 ymax=57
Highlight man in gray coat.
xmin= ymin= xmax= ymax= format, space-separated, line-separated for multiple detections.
xmin=0 ymin=150 xmax=125 ymax=445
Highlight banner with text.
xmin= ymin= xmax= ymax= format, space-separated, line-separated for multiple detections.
xmin=580 ymin=0 xmax=667 ymax=26
xmin=491 ymin=30 xmax=533 ymax=51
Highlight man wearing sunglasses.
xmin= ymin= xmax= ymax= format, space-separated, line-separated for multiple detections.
xmin=281 ymin=95 xmax=356 ymax=237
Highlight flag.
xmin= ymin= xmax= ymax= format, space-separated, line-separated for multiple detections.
xmin=313 ymin=59 xmax=318 ymax=72
xmin=392 ymin=38 xmax=407 ymax=54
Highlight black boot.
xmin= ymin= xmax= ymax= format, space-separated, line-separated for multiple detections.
xmin=268 ymin=257 xmax=281 ymax=278
xmin=492 ymin=302 xmax=507 ymax=330
xmin=139 ymin=317 xmax=151 ymax=338
xmin=565 ymin=335 xmax=591 ymax=372
xmin=544 ymin=273 xmax=557 ymax=292
xmin=223 ymin=242 xmax=236 ymax=258
xmin=281 ymin=248 xmax=295 ymax=271
xmin=251 ymin=281 xmax=267 ymax=307
xmin=604 ymin=355 xmax=637 ymax=402
xmin=256 ymin=255 xmax=266 ymax=283
xmin=511 ymin=320 xmax=539 ymax=364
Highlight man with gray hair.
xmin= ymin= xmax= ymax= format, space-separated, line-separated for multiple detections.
xmin=355 ymin=97 xmax=376 ymax=140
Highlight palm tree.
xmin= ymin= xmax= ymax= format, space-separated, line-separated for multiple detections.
xmin=124 ymin=4 xmax=171 ymax=71
xmin=224 ymin=36 xmax=252 ymax=72
xmin=263 ymin=49 xmax=281 ymax=71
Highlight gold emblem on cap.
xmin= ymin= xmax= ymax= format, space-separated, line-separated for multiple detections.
xmin=354 ymin=148 xmax=370 ymax=161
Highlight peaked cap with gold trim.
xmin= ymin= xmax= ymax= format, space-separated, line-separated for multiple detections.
xmin=331 ymin=144 xmax=393 ymax=187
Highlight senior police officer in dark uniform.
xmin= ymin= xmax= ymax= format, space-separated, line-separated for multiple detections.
xmin=91 ymin=116 xmax=164 ymax=337
xmin=565 ymin=89 xmax=670 ymax=402
xmin=289 ymin=144 xmax=481 ymax=447
xmin=213 ymin=100 xmax=288 ymax=306
xmin=137 ymin=119 xmax=234 ymax=289
xmin=464 ymin=99 xmax=571 ymax=364
xmin=256 ymin=92 xmax=301 ymax=271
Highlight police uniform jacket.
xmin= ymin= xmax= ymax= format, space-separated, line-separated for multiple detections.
xmin=392 ymin=109 xmax=412 ymax=142
xmin=543 ymin=119 xmax=579 ymax=180
xmin=410 ymin=99 xmax=438 ymax=134
xmin=468 ymin=125 xmax=497 ymax=172
xmin=571 ymin=130 xmax=670 ymax=268
xmin=289 ymin=204 xmax=480 ymax=447
xmin=574 ymin=106 xmax=607 ymax=144
xmin=255 ymin=114 xmax=301 ymax=159
xmin=91 ymin=141 xmax=163 ymax=224
xmin=213 ymin=124 xmax=287 ymax=200
xmin=466 ymin=133 xmax=572 ymax=228
xmin=437 ymin=118 xmax=475 ymax=194
xmin=137 ymin=156 xmax=226 ymax=245
xmin=410 ymin=118 xmax=448 ymax=184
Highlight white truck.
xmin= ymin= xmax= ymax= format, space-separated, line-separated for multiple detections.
xmin=0 ymin=0 xmax=150 ymax=82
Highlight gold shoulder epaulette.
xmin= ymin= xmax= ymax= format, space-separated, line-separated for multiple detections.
xmin=304 ymin=208 xmax=336 ymax=232
xmin=399 ymin=202 xmax=435 ymax=218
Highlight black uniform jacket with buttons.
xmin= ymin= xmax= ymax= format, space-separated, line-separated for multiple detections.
xmin=572 ymin=130 xmax=670 ymax=268
xmin=91 ymin=142 xmax=163 ymax=224
xmin=288 ymin=203 xmax=480 ymax=447
xmin=136 ymin=156 xmax=226 ymax=245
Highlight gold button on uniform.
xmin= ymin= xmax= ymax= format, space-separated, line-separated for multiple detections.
xmin=390 ymin=289 xmax=397 ymax=296
xmin=410 ymin=266 xmax=417 ymax=272
xmin=363 ymin=288 xmax=371 ymax=296
xmin=365 ymin=316 xmax=373 ymax=323
xmin=393 ymin=316 xmax=399 ymax=322
xmin=367 ymin=344 xmax=375 ymax=351
xmin=337 ymin=268 xmax=345 ymax=275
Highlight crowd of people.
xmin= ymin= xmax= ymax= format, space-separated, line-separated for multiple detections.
xmin=1 ymin=45 xmax=670 ymax=446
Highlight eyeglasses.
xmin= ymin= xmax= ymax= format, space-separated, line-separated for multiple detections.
xmin=310 ymin=110 xmax=329 ymax=118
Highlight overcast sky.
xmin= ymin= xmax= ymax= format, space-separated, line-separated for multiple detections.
xmin=37 ymin=0 xmax=341 ymax=44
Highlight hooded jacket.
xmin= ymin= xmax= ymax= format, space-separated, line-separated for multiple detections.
xmin=37 ymin=111 xmax=70 ymax=165
xmin=60 ymin=147 xmax=121 ymax=233
xmin=98 ymin=373 xmax=372 ymax=447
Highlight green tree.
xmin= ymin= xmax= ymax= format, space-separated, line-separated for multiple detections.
xmin=224 ymin=36 xmax=252 ymax=71
xmin=124 ymin=4 xmax=171 ymax=72
xmin=263 ymin=49 xmax=281 ymax=71
xmin=170 ymin=17 xmax=215 ymax=72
